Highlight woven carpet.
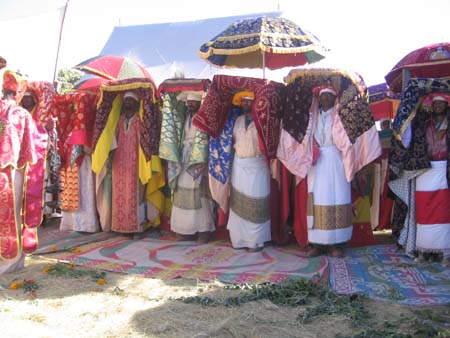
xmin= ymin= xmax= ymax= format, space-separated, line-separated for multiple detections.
xmin=36 ymin=224 xmax=121 ymax=254
xmin=49 ymin=236 xmax=329 ymax=284
xmin=329 ymin=244 xmax=450 ymax=306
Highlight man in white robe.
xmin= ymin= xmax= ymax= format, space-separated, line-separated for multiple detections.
xmin=307 ymin=87 xmax=353 ymax=258
xmin=227 ymin=92 xmax=271 ymax=252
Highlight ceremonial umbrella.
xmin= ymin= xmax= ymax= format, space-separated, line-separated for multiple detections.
xmin=74 ymin=55 xmax=153 ymax=81
xmin=368 ymin=83 xmax=401 ymax=120
xmin=385 ymin=42 xmax=450 ymax=93
xmin=198 ymin=16 xmax=327 ymax=76
xmin=72 ymin=74 xmax=109 ymax=94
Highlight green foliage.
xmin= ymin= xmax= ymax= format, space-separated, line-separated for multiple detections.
xmin=177 ymin=278 xmax=319 ymax=307
xmin=176 ymin=278 xmax=450 ymax=338
xmin=56 ymin=68 xmax=82 ymax=94
xmin=45 ymin=262 xmax=106 ymax=282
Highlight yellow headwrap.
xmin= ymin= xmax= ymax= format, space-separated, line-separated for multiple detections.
xmin=232 ymin=90 xmax=254 ymax=106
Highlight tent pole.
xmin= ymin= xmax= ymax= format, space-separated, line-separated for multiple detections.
xmin=53 ymin=0 xmax=70 ymax=90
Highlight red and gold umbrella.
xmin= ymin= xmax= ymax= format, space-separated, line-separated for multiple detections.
xmin=72 ymin=74 xmax=109 ymax=94
xmin=74 ymin=55 xmax=154 ymax=81
xmin=385 ymin=42 xmax=450 ymax=93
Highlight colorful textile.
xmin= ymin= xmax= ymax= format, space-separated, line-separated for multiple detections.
xmin=92 ymin=78 xmax=160 ymax=166
xmin=390 ymin=78 xmax=450 ymax=183
xmin=170 ymin=115 xmax=214 ymax=235
xmin=25 ymin=81 xmax=56 ymax=127
xmin=307 ymin=146 xmax=353 ymax=245
xmin=278 ymin=68 xmax=381 ymax=183
xmin=208 ymin=107 xmax=240 ymax=185
xmin=35 ymin=223 xmax=121 ymax=254
xmin=228 ymin=156 xmax=271 ymax=249
xmin=415 ymin=161 xmax=450 ymax=255
xmin=52 ymin=92 xmax=98 ymax=211
xmin=194 ymin=74 xmax=284 ymax=161
xmin=329 ymin=244 xmax=450 ymax=306
xmin=60 ymin=156 xmax=100 ymax=233
xmin=158 ymin=88 xmax=209 ymax=190
xmin=385 ymin=42 xmax=450 ymax=93
xmin=2 ymin=70 xmax=28 ymax=103
xmin=198 ymin=17 xmax=326 ymax=69
xmin=92 ymin=79 xmax=165 ymax=232
xmin=48 ymin=237 xmax=329 ymax=284
xmin=194 ymin=75 xmax=284 ymax=214
xmin=0 ymin=100 xmax=48 ymax=259
xmin=60 ymin=164 xmax=79 ymax=211
xmin=111 ymin=116 xmax=142 ymax=233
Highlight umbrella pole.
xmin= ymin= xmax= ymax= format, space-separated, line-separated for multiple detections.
xmin=401 ymin=69 xmax=411 ymax=92
xmin=262 ymin=51 xmax=266 ymax=79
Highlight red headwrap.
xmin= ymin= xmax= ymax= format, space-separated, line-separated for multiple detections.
xmin=2 ymin=70 xmax=28 ymax=102
xmin=423 ymin=92 xmax=450 ymax=106
xmin=312 ymin=84 xmax=337 ymax=96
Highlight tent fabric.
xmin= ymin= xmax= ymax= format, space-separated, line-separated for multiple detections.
xmin=100 ymin=12 xmax=281 ymax=84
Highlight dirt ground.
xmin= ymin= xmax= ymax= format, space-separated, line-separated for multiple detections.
xmin=1 ymin=250 xmax=449 ymax=338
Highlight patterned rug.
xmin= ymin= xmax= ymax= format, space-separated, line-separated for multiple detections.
xmin=329 ymin=244 xmax=450 ymax=306
xmin=48 ymin=237 xmax=329 ymax=284
xmin=36 ymin=224 xmax=121 ymax=254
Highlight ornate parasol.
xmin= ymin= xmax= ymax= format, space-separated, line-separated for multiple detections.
xmin=198 ymin=16 xmax=327 ymax=76
xmin=385 ymin=42 xmax=450 ymax=93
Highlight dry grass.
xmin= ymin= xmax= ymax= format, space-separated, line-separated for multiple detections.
xmin=0 ymin=231 xmax=448 ymax=338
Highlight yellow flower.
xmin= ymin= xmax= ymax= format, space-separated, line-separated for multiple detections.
xmin=42 ymin=266 xmax=51 ymax=273
xmin=9 ymin=281 xmax=24 ymax=290
xmin=96 ymin=279 xmax=107 ymax=285
xmin=69 ymin=262 xmax=76 ymax=270
xmin=50 ymin=245 xmax=57 ymax=252
xmin=74 ymin=248 xmax=82 ymax=254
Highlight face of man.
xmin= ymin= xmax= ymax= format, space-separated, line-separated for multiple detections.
xmin=21 ymin=95 xmax=36 ymax=112
xmin=380 ymin=120 xmax=391 ymax=130
xmin=186 ymin=99 xmax=201 ymax=115
xmin=319 ymin=92 xmax=336 ymax=111
xmin=122 ymin=97 xmax=139 ymax=117
xmin=241 ymin=98 xmax=253 ymax=115
xmin=432 ymin=99 xmax=448 ymax=123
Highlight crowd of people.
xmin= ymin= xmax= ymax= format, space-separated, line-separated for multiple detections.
xmin=0 ymin=63 xmax=449 ymax=275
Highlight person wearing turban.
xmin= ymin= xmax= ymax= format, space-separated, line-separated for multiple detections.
xmin=166 ymin=91 xmax=215 ymax=243
xmin=92 ymin=84 xmax=165 ymax=238
xmin=396 ymin=93 xmax=450 ymax=266
xmin=226 ymin=90 xmax=272 ymax=252
xmin=0 ymin=70 xmax=48 ymax=274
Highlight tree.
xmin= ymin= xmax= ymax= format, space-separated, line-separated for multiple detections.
xmin=56 ymin=68 xmax=82 ymax=94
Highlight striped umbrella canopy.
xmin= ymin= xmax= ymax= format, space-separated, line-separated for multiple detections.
xmin=74 ymin=55 xmax=153 ymax=81
xmin=72 ymin=73 xmax=109 ymax=94
xmin=198 ymin=16 xmax=327 ymax=70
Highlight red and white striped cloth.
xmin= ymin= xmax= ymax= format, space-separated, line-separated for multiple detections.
xmin=415 ymin=160 xmax=450 ymax=256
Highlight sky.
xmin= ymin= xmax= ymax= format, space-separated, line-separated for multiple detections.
xmin=0 ymin=0 xmax=449 ymax=86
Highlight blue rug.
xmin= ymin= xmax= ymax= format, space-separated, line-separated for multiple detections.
xmin=329 ymin=244 xmax=450 ymax=306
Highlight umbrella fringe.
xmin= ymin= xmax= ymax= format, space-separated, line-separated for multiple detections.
xmin=199 ymin=43 xmax=325 ymax=58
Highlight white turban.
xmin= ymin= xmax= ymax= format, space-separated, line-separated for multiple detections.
xmin=123 ymin=91 xmax=139 ymax=101
xmin=433 ymin=95 xmax=448 ymax=103
xmin=319 ymin=88 xmax=337 ymax=96
xmin=176 ymin=91 xmax=203 ymax=102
